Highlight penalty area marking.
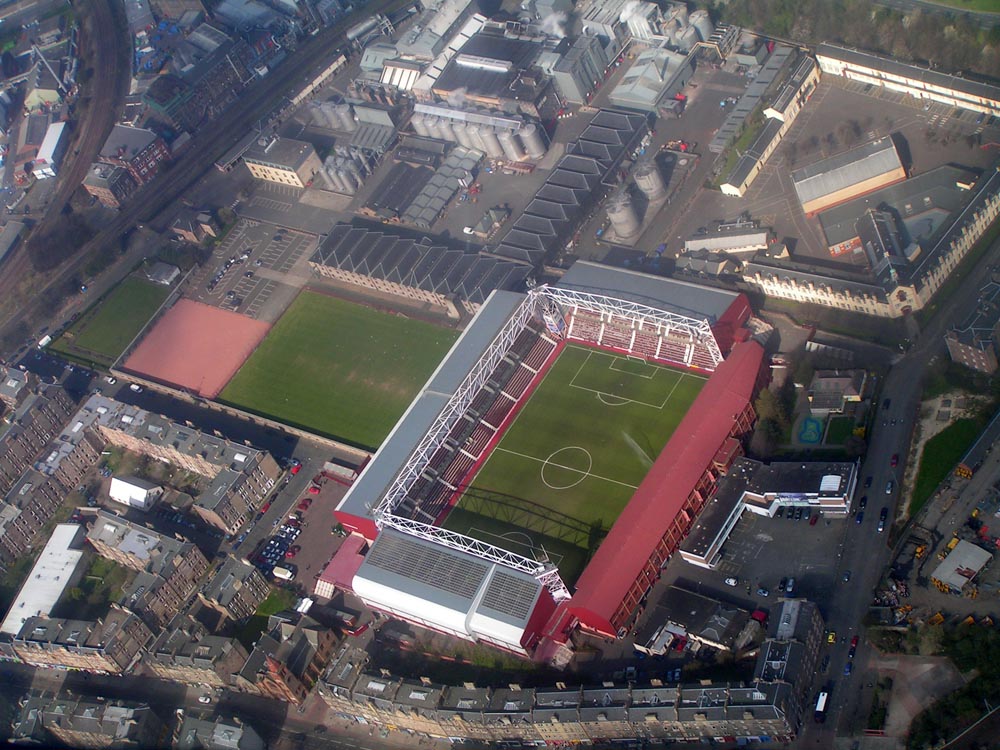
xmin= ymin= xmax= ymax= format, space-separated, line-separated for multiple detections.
xmin=598 ymin=392 xmax=629 ymax=406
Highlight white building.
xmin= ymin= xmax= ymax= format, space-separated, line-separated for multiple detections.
xmin=0 ymin=524 xmax=87 ymax=636
xmin=109 ymin=476 xmax=163 ymax=511
xmin=34 ymin=121 xmax=68 ymax=179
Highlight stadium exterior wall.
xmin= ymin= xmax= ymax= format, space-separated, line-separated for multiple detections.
xmin=710 ymin=291 xmax=752 ymax=354
xmin=562 ymin=341 xmax=765 ymax=638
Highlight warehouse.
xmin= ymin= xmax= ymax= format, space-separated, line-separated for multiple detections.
xmin=608 ymin=48 xmax=692 ymax=113
xmin=791 ymin=136 xmax=906 ymax=216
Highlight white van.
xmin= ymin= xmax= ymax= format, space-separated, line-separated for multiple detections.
xmin=272 ymin=566 xmax=294 ymax=581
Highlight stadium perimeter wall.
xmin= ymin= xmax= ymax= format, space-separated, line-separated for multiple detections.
xmin=558 ymin=340 xmax=765 ymax=639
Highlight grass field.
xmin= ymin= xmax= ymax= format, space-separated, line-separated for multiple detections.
xmin=220 ymin=292 xmax=458 ymax=449
xmin=444 ymin=345 xmax=705 ymax=583
xmin=51 ymin=277 xmax=170 ymax=367
xmin=911 ymin=417 xmax=985 ymax=516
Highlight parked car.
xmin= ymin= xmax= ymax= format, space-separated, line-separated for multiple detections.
xmin=785 ymin=577 xmax=795 ymax=595
xmin=864 ymin=476 xmax=872 ymax=488
xmin=842 ymin=570 xmax=851 ymax=582
xmin=880 ymin=507 xmax=889 ymax=521
xmin=856 ymin=511 xmax=864 ymax=525
xmin=877 ymin=519 xmax=886 ymax=533
xmin=756 ymin=587 xmax=769 ymax=597
xmin=890 ymin=453 xmax=899 ymax=467
xmin=851 ymin=635 xmax=859 ymax=647
xmin=129 ymin=383 xmax=142 ymax=392
xmin=724 ymin=577 xmax=738 ymax=587
xmin=844 ymin=662 xmax=853 ymax=676
xmin=858 ymin=495 xmax=868 ymax=511
xmin=307 ymin=485 xmax=321 ymax=495
xmin=885 ymin=480 xmax=894 ymax=495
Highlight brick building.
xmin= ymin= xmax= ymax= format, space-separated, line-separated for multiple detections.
xmin=13 ymin=609 xmax=152 ymax=673
xmin=98 ymin=125 xmax=169 ymax=187
xmin=199 ymin=558 xmax=271 ymax=624
xmin=235 ymin=615 xmax=337 ymax=704
xmin=0 ymin=386 xmax=75 ymax=497
xmin=143 ymin=615 xmax=249 ymax=687
xmin=83 ymin=164 xmax=138 ymax=209
xmin=12 ymin=694 xmax=164 ymax=749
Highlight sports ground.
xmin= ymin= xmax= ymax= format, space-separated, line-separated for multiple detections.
xmin=51 ymin=278 xmax=169 ymax=367
xmin=220 ymin=291 xmax=459 ymax=449
xmin=444 ymin=345 xmax=705 ymax=583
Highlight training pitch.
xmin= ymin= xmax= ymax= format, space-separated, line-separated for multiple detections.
xmin=444 ymin=345 xmax=705 ymax=583
xmin=220 ymin=291 xmax=458 ymax=449
xmin=51 ymin=278 xmax=169 ymax=366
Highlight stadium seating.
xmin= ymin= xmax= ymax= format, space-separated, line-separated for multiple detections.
xmin=523 ymin=335 xmax=556 ymax=372
xmin=690 ymin=345 xmax=719 ymax=371
xmin=567 ymin=311 xmax=602 ymax=344
xmin=483 ymin=394 xmax=516 ymax=429
xmin=463 ymin=423 xmax=495 ymax=459
xmin=469 ymin=389 xmax=496 ymax=418
xmin=502 ymin=366 xmax=534 ymax=400
xmin=441 ymin=452 xmax=476 ymax=489
xmin=600 ymin=320 xmax=633 ymax=351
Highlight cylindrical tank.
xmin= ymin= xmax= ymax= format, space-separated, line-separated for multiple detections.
xmin=324 ymin=164 xmax=348 ymax=192
xmin=424 ymin=116 xmax=443 ymax=140
xmin=517 ymin=123 xmax=546 ymax=160
xmin=634 ymin=161 xmax=666 ymax=200
xmin=677 ymin=25 xmax=700 ymax=51
xmin=667 ymin=4 xmax=688 ymax=27
xmin=345 ymin=160 xmax=364 ymax=187
xmin=335 ymin=103 xmax=357 ymax=132
xmin=337 ymin=167 xmax=357 ymax=193
xmin=438 ymin=118 xmax=457 ymax=141
xmin=452 ymin=121 xmax=472 ymax=148
xmin=690 ymin=9 xmax=714 ymax=42
xmin=498 ymin=129 xmax=527 ymax=161
xmin=411 ymin=112 xmax=430 ymax=137
xmin=663 ymin=24 xmax=678 ymax=48
xmin=465 ymin=124 xmax=487 ymax=152
xmin=346 ymin=16 xmax=378 ymax=41
xmin=607 ymin=193 xmax=640 ymax=238
xmin=479 ymin=126 xmax=504 ymax=158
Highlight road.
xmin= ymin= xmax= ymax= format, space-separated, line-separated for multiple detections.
xmin=797 ymin=230 xmax=1000 ymax=741
xmin=0 ymin=0 xmax=406 ymax=357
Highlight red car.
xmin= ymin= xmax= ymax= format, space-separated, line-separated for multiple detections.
xmin=260 ymin=501 xmax=272 ymax=514
xmin=307 ymin=486 xmax=321 ymax=495
xmin=850 ymin=635 xmax=859 ymax=648
xmin=890 ymin=454 xmax=899 ymax=467
xmin=286 ymin=517 xmax=301 ymax=527
xmin=285 ymin=549 xmax=298 ymax=559
xmin=289 ymin=461 xmax=301 ymax=475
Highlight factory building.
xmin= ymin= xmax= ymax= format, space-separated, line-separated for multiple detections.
xmin=608 ymin=47 xmax=693 ymax=113
xmin=792 ymin=136 xmax=906 ymax=215
xmin=243 ymin=137 xmax=322 ymax=187
xmin=816 ymin=43 xmax=1000 ymax=117
xmin=545 ymin=35 xmax=609 ymax=104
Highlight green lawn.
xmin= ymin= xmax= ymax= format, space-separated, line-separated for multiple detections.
xmin=220 ymin=292 xmax=458 ymax=449
xmin=911 ymin=418 xmax=985 ymax=516
xmin=51 ymin=277 xmax=169 ymax=367
xmin=826 ymin=415 xmax=856 ymax=445
xmin=445 ymin=346 xmax=705 ymax=583
xmin=236 ymin=588 xmax=298 ymax=649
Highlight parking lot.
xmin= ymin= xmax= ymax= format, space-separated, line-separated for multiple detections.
xmin=189 ymin=218 xmax=317 ymax=323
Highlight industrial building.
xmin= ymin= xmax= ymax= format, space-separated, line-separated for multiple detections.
xmin=720 ymin=53 xmax=820 ymax=197
xmin=745 ymin=163 xmax=1000 ymax=317
xmin=0 ymin=524 xmax=87 ymax=637
xmin=684 ymin=226 xmax=771 ymax=255
xmin=310 ymin=223 xmax=530 ymax=317
xmin=816 ymin=43 xmax=1000 ymax=117
xmin=243 ymin=137 xmax=322 ymax=187
xmin=791 ymin=136 xmax=906 ymax=215
xmin=544 ymin=35 xmax=609 ymax=104
xmin=492 ymin=108 xmax=646 ymax=265
xmin=608 ymin=47 xmax=693 ymax=113
xmin=680 ymin=458 xmax=857 ymax=569
xmin=930 ymin=540 xmax=993 ymax=594
xmin=32 ymin=121 xmax=67 ymax=179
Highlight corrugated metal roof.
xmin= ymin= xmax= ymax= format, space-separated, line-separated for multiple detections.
xmin=791 ymin=137 xmax=902 ymax=207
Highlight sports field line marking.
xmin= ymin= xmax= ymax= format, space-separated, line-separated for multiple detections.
xmin=494 ymin=447 xmax=638 ymax=490
xmin=568 ymin=382 xmax=665 ymax=410
xmin=608 ymin=357 xmax=656 ymax=379
xmin=467 ymin=526 xmax=565 ymax=566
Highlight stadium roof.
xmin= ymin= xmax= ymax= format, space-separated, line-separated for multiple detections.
xmin=337 ymin=290 xmax=528 ymax=522
xmin=791 ymin=137 xmax=902 ymax=208
xmin=352 ymin=527 xmax=543 ymax=643
xmin=567 ymin=341 xmax=764 ymax=635
xmin=1 ymin=524 xmax=86 ymax=636
xmin=557 ymin=261 xmax=740 ymax=324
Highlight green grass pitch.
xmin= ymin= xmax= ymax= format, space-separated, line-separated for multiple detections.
xmin=220 ymin=291 xmax=458 ymax=449
xmin=443 ymin=345 xmax=705 ymax=583
xmin=51 ymin=277 xmax=170 ymax=366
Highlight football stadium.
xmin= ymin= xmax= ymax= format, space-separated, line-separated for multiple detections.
xmin=325 ymin=261 xmax=763 ymax=662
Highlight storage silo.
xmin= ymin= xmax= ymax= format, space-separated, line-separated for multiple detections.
xmin=517 ymin=123 xmax=546 ymax=160
xmin=690 ymin=9 xmax=714 ymax=42
xmin=424 ymin=116 xmax=443 ymax=140
xmin=634 ymin=161 xmax=666 ymax=200
xmin=411 ymin=112 xmax=430 ymax=137
xmin=498 ymin=129 xmax=527 ymax=161
xmin=438 ymin=118 xmax=457 ymax=142
xmin=324 ymin=163 xmax=348 ymax=192
xmin=335 ymin=103 xmax=357 ymax=132
xmin=677 ymin=24 xmax=700 ymax=51
xmin=345 ymin=160 xmax=365 ymax=187
xmin=667 ymin=4 xmax=688 ymax=27
xmin=337 ymin=167 xmax=358 ymax=193
xmin=465 ymin=124 xmax=487 ymax=152
xmin=607 ymin=193 xmax=640 ymax=238
xmin=479 ymin=126 xmax=505 ymax=158
xmin=452 ymin=121 xmax=472 ymax=148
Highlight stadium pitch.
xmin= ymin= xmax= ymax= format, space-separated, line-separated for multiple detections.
xmin=443 ymin=345 xmax=705 ymax=583
xmin=220 ymin=291 xmax=458 ymax=449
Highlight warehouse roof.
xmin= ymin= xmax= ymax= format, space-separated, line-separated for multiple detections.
xmin=434 ymin=32 xmax=542 ymax=97
xmin=930 ymin=540 xmax=992 ymax=592
xmin=791 ymin=137 xmax=902 ymax=208
xmin=244 ymin=137 xmax=316 ymax=170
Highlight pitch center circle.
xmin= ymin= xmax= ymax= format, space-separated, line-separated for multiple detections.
xmin=541 ymin=446 xmax=593 ymax=490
